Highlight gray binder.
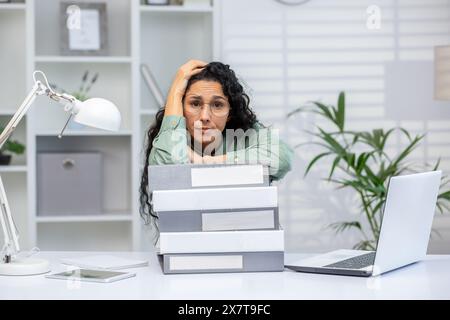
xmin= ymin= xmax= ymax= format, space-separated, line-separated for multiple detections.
xmin=158 ymin=251 xmax=284 ymax=274
xmin=148 ymin=163 xmax=269 ymax=191
xmin=158 ymin=207 xmax=279 ymax=232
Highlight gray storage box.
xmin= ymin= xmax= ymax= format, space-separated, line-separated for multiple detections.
xmin=37 ymin=152 xmax=102 ymax=216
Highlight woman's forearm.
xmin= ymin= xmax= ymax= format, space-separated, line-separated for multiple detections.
xmin=164 ymin=90 xmax=184 ymax=116
xmin=164 ymin=60 xmax=206 ymax=116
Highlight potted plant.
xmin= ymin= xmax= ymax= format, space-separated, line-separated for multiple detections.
xmin=51 ymin=70 xmax=99 ymax=102
xmin=288 ymin=92 xmax=450 ymax=250
xmin=50 ymin=71 xmax=99 ymax=130
xmin=0 ymin=132 xmax=25 ymax=166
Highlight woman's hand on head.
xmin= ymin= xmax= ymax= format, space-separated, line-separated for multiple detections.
xmin=170 ymin=60 xmax=207 ymax=98
xmin=164 ymin=60 xmax=207 ymax=116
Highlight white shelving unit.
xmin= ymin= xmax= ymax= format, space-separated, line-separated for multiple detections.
xmin=35 ymin=130 xmax=133 ymax=136
xmin=36 ymin=214 xmax=133 ymax=223
xmin=0 ymin=166 xmax=28 ymax=173
xmin=0 ymin=0 xmax=29 ymax=248
xmin=1 ymin=0 xmax=219 ymax=252
xmin=34 ymin=56 xmax=133 ymax=64
xmin=0 ymin=3 xmax=26 ymax=10
xmin=140 ymin=4 xmax=213 ymax=13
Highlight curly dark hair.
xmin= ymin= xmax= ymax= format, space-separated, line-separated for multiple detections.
xmin=139 ymin=61 xmax=259 ymax=227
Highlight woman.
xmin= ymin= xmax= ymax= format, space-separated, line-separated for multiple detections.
xmin=140 ymin=60 xmax=293 ymax=224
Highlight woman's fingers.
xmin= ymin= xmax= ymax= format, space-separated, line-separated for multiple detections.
xmin=189 ymin=67 xmax=205 ymax=78
xmin=187 ymin=59 xmax=207 ymax=69
xmin=181 ymin=60 xmax=207 ymax=76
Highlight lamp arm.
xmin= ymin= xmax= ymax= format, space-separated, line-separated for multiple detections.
xmin=0 ymin=82 xmax=47 ymax=263
xmin=0 ymin=81 xmax=79 ymax=151
xmin=0 ymin=82 xmax=43 ymax=150
xmin=0 ymin=176 xmax=18 ymax=263
xmin=0 ymin=75 xmax=78 ymax=263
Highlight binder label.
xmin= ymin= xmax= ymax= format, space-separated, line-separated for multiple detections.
xmin=191 ymin=165 xmax=264 ymax=187
xmin=169 ymin=255 xmax=243 ymax=271
xmin=202 ymin=210 xmax=275 ymax=231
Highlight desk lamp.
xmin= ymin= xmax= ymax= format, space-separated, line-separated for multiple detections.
xmin=0 ymin=70 xmax=121 ymax=276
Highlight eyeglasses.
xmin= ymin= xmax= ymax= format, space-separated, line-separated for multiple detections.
xmin=184 ymin=100 xmax=230 ymax=117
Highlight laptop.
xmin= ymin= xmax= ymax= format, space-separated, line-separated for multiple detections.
xmin=285 ymin=171 xmax=442 ymax=277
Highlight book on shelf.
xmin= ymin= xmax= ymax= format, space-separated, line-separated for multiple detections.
xmin=148 ymin=163 xmax=269 ymax=192
xmin=140 ymin=63 xmax=164 ymax=108
xmin=158 ymin=251 xmax=284 ymax=274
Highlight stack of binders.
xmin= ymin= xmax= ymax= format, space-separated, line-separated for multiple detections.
xmin=149 ymin=163 xmax=284 ymax=274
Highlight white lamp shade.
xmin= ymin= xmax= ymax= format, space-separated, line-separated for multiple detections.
xmin=435 ymin=45 xmax=450 ymax=101
xmin=73 ymin=98 xmax=121 ymax=131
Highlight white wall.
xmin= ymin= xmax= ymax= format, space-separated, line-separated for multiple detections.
xmin=218 ymin=0 xmax=450 ymax=253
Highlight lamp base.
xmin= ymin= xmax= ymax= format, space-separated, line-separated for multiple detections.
xmin=0 ymin=257 xmax=50 ymax=276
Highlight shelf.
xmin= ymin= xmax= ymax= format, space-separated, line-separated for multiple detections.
xmin=35 ymin=130 xmax=133 ymax=137
xmin=0 ymin=110 xmax=20 ymax=116
xmin=140 ymin=5 xmax=212 ymax=13
xmin=35 ymin=56 xmax=132 ymax=64
xmin=36 ymin=213 xmax=133 ymax=223
xmin=0 ymin=3 xmax=26 ymax=11
xmin=0 ymin=165 xmax=27 ymax=173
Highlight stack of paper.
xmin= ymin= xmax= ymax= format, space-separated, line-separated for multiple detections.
xmin=149 ymin=163 xmax=284 ymax=274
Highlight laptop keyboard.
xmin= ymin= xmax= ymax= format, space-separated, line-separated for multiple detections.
xmin=324 ymin=252 xmax=376 ymax=269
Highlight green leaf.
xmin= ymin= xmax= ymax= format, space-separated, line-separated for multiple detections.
xmin=356 ymin=152 xmax=372 ymax=175
xmin=399 ymin=127 xmax=412 ymax=141
xmin=436 ymin=202 xmax=444 ymax=214
xmin=286 ymin=107 xmax=304 ymax=118
xmin=312 ymin=101 xmax=344 ymax=132
xmin=336 ymin=91 xmax=345 ymax=132
xmin=439 ymin=190 xmax=450 ymax=201
xmin=345 ymin=152 xmax=356 ymax=169
xmin=304 ymin=152 xmax=332 ymax=177
xmin=2 ymin=140 xmax=25 ymax=155
xmin=389 ymin=134 xmax=424 ymax=170
xmin=433 ymin=158 xmax=441 ymax=171
xmin=317 ymin=128 xmax=347 ymax=156
xmin=329 ymin=221 xmax=362 ymax=233
xmin=328 ymin=156 xmax=342 ymax=180
xmin=379 ymin=128 xmax=395 ymax=152
xmin=353 ymin=240 xmax=376 ymax=251
xmin=312 ymin=101 xmax=334 ymax=121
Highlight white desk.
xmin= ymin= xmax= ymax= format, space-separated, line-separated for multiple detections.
xmin=1 ymin=251 xmax=450 ymax=299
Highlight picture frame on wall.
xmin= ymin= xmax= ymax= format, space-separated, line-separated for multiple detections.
xmin=60 ymin=2 xmax=108 ymax=56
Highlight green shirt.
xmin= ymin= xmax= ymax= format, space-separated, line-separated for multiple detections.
xmin=148 ymin=115 xmax=294 ymax=181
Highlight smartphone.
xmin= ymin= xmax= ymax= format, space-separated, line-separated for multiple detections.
xmin=45 ymin=268 xmax=136 ymax=283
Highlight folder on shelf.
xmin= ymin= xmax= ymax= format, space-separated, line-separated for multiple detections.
xmin=140 ymin=63 xmax=165 ymax=108
xmin=158 ymin=229 xmax=284 ymax=254
xmin=148 ymin=164 xmax=269 ymax=192
xmin=158 ymin=251 xmax=284 ymax=274
xmin=158 ymin=207 xmax=279 ymax=232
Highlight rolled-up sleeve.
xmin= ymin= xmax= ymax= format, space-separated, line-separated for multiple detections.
xmin=148 ymin=115 xmax=189 ymax=165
